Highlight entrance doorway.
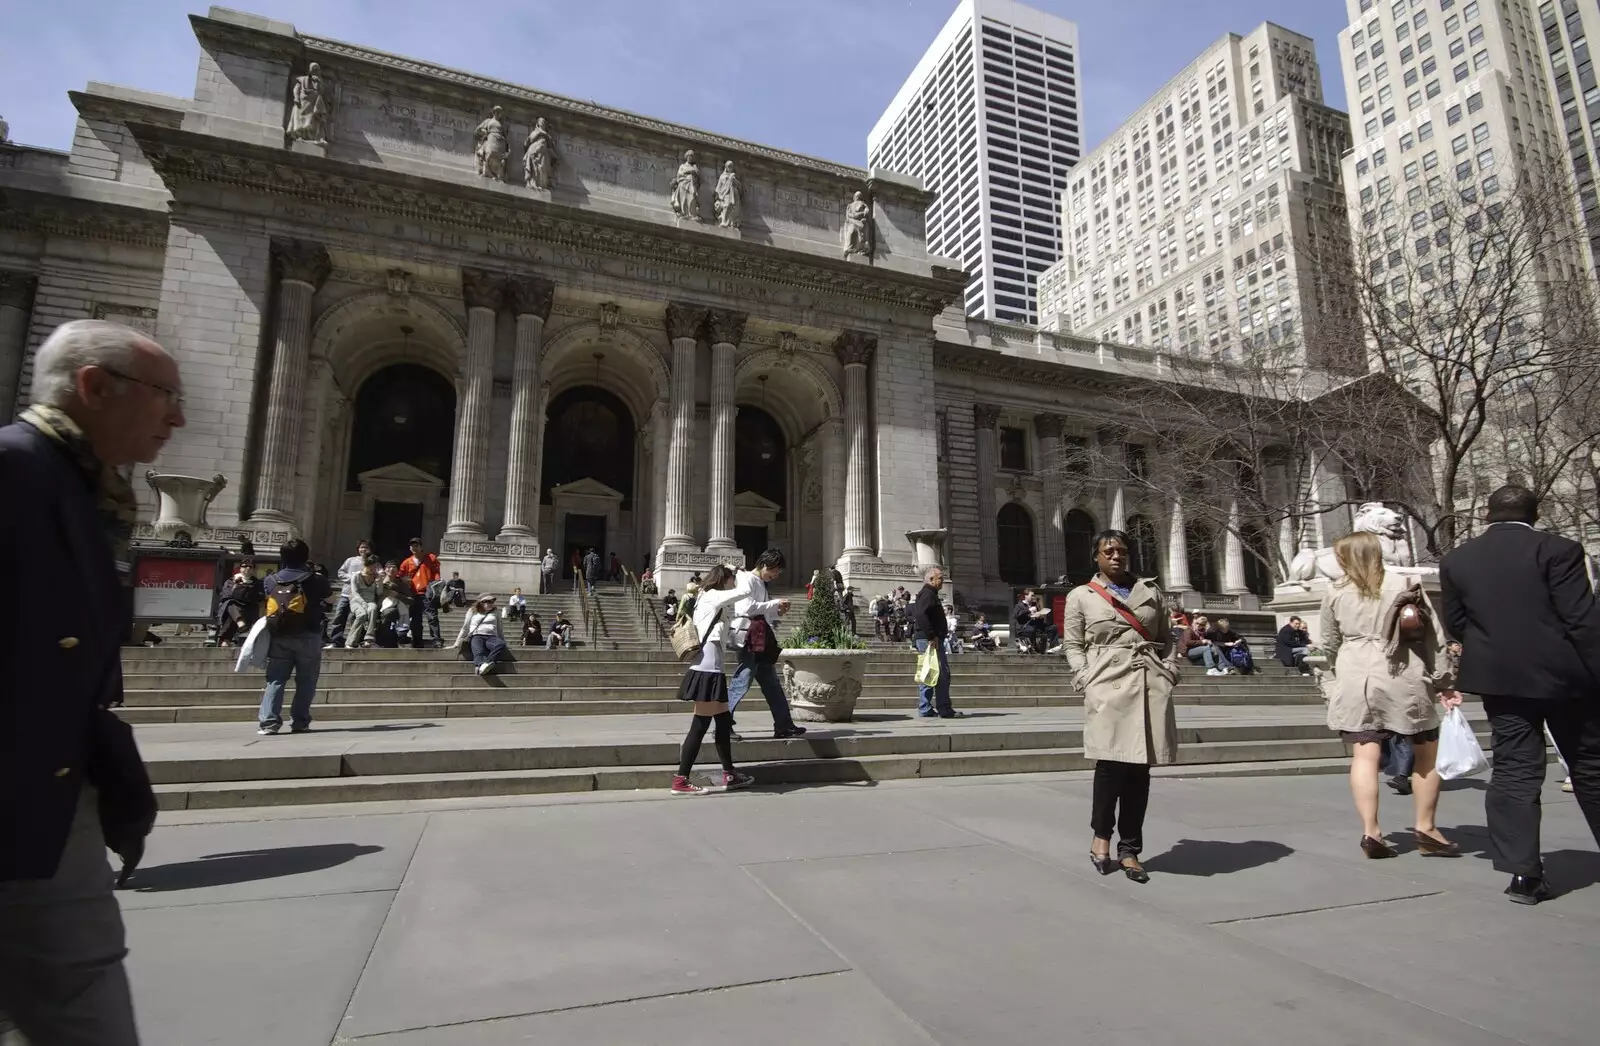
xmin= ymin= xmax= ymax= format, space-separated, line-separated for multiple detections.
xmin=372 ymin=501 xmax=423 ymax=564
xmin=563 ymin=513 xmax=606 ymax=579
xmin=735 ymin=525 xmax=768 ymax=568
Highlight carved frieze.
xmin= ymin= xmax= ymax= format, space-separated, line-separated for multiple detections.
xmin=441 ymin=538 xmax=540 ymax=557
xmin=89 ymin=301 xmax=158 ymax=336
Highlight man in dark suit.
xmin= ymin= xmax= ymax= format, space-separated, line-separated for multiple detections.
xmin=1440 ymin=485 xmax=1600 ymax=905
xmin=912 ymin=566 xmax=963 ymax=719
xmin=0 ymin=319 xmax=182 ymax=1042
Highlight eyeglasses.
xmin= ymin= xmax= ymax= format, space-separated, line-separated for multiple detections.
xmin=99 ymin=366 xmax=184 ymax=411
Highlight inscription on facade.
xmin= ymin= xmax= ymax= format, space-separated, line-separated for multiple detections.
xmin=337 ymin=89 xmax=478 ymax=165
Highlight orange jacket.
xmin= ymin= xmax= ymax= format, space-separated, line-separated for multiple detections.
xmin=398 ymin=552 xmax=441 ymax=595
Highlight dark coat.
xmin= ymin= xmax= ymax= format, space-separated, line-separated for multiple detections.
xmin=1275 ymin=625 xmax=1311 ymax=667
xmin=911 ymin=583 xmax=947 ymax=641
xmin=582 ymin=551 xmax=602 ymax=583
xmin=0 ymin=421 xmax=155 ymax=880
xmin=1440 ymin=523 xmax=1600 ymax=700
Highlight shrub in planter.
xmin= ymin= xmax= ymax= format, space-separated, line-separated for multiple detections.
xmin=781 ymin=569 xmax=868 ymax=722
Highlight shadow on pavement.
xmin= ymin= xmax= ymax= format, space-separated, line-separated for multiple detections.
xmin=302 ymin=723 xmax=443 ymax=733
xmin=1544 ymin=850 xmax=1600 ymax=896
xmin=1441 ymin=778 xmax=1489 ymax=792
xmin=1143 ymin=838 xmax=1294 ymax=877
xmin=125 ymin=844 xmax=385 ymax=892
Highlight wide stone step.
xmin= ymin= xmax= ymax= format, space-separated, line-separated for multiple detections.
xmin=148 ymin=736 xmax=1364 ymax=810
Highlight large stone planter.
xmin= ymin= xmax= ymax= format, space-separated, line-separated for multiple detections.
xmin=781 ymin=648 xmax=866 ymax=723
xmin=145 ymin=471 xmax=227 ymax=534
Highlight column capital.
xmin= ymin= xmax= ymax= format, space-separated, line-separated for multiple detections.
xmin=973 ymin=402 xmax=1002 ymax=431
xmin=705 ymin=308 xmax=748 ymax=347
xmin=1033 ymin=413 xmax=1065 ymax=441
xmin=461 ymin=268 xmax=506 ymax=311
xmin=665 ymin=302 xmax=709 ymax=341
xmin=832 ymin=329 xmax=877 ymax=367
xmin=0 ymin=271 xmax=37 ymax=311
xmin=506 ymin=274 xmax=554 ymax=320
xmin=273 ymin=240 xmax=330 ymax=289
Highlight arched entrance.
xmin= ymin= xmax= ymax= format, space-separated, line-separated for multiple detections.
xmin=1127 ymin=514 xmax=1161 ymax=583
xmin=734 ymin=405 xmax=786 ymax=566
xmin=1063 ymin=508 xmax=1097 ymax=585
xmin=347 ymin=363 xmax=456 ymax=562
xmin=1186 ymin=522 xmax=1219 ymax=594
xmin=997 ymin=502 xmax=1037 ymax=585
xmin=542 ymin=385 xmax=636 ymax=576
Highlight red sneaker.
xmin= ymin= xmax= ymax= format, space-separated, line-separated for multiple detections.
xmin=669 ymin=775 xmax=707 ymax=796
xmin=722 ymin=770 xmax=755 ymax=791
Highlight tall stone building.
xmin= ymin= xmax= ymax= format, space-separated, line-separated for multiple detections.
xmin=1038 ymin=23 xmax=1359 ymax=370
xmin=0 ymin=8 xmax=1363 ymax=609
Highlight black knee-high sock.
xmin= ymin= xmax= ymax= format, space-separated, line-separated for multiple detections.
xmin=679 ymin=714 xmax=712 ymax=777
xmin=713 ymin=711 xmax=735 ymax=773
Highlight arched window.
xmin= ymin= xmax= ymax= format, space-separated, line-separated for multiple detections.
xmin=1186 ymin=522 xmax=1219 ymax=594
xmin=347 ymin=363 xmax=456 ymax=490
xmin=542 ymin=386 xmax=637 ymax=508
xmin=1127 ymin=514 xmax=1161 ymax=583
xmin=1063 ymin=508 xmax=1097 ymax=585
xmin=997 ymin=503 xmax=1037 ymax=585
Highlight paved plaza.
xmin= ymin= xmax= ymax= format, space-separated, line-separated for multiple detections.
xmin=118 ymin=769 xmax=1596 ymax=1044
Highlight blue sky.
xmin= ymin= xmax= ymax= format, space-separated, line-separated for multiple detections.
xmin=0 ymin=0 xmax=1351 ymax=164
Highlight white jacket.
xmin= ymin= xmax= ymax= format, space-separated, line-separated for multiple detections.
xmin=729 ymin=569 xmax=785 ymax=649
xmin=691 ymin=572 xmax=755 ymax=652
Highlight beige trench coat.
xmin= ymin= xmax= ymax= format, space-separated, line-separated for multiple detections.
xmin=1062 ymin=575 xmax=1180 ymax=765
xmin=1320 ymin=572 xmax=1448 ymax=736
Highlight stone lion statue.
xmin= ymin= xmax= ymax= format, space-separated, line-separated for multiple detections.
xmin=1287 ymin=502 xmax=1413 ymax=583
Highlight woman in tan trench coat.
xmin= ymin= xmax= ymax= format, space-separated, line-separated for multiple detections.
xmin=1062 ymin=529 xmax=1181 ymax=883
xmin=1321 ymin=531 xmax=1463 ymax=859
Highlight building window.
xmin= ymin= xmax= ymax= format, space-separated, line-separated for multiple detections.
xmin=998 ymin=426 xmax=1029 ymax=471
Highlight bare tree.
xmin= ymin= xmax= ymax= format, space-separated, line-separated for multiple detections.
xmin=1350 ymin=150 xmax=1600 ymax=554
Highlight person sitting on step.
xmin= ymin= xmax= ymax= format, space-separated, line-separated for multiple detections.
xmin=522 ymin=612 xmax=544 ymax=647
xmin=507 ymin=587 xmax=526 ymax=621
xmin=546 ymin=611 xmax=572 ymax=649
xmin=455 ymin=593 xmax=508 ymax=677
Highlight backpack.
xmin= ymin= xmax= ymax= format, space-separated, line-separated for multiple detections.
xmin=265 ymin=572 xmax=311 ymax=635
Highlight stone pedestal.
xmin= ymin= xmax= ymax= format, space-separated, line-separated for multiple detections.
xmin=146 ymin=472 xmax=228 ymax=535
xmin=438 ymin=539 xmax=544 ymax=594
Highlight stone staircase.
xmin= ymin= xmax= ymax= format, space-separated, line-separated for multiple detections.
xmin=116 ymin=646 xmax=1325 ymax=725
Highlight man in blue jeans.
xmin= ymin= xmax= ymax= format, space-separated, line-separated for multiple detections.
xmin=912 ymin=565 xmax=963 ymax=718
xmin=258 ymin=538 xmax=331 ymax=735
xmin=729 ymin=549 xmax=807 ymax=740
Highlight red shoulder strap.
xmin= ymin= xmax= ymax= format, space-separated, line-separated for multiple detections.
xmin=1086 ymin=581 xmax=1157 ymax=643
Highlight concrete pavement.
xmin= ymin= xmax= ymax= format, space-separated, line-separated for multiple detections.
xmin=114 ymin=768 xmax=1597 ymax=1044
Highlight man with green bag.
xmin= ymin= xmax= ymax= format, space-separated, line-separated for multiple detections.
xmin=912 ymin=566 xmax=963 ymax=719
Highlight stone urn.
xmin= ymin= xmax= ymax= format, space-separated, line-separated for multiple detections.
xmin=780 ymin=649 xmax=866 ymax=723
xmin=145 ymin=471 xmax=227 ymax=534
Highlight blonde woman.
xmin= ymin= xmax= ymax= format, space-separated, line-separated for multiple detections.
xmin=1321 ymin=531 xmax=1463 ymax=859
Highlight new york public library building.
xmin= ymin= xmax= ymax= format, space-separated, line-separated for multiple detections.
xmin=0 ymin=7 xmax=1376 ymax=613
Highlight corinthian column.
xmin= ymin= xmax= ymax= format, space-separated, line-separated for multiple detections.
xmin=500 ymin=275 xmax=554 ymax=543
xmin=0 ymin=272 xmax=37 ymax=421
xmin=1166 ymin=495 xmax=1193 ymax=593
xmin=447 ymin=268 xmax=502 ymax=538
xmin=973 ymin=403 xmax=1001 ymax=581
xmin=660 ymin=303 xmax=707 ymax=549
xmin=1035 ymin=413 xmax=1067 ymax=582
xmin=249 ymin=241 xmax=329 ymax=527
xmin=1222 ymin=498 xmax=1249 ymax=595
xmin=705 ymin=308 xmax=746 ymax=554
xmin=834 ymin=331 xmax=877 ymax=557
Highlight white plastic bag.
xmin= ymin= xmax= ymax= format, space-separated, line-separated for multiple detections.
xmin=914 ymin=645 xmax=941 ymax=687
xmin=233 ymin=616 xmax=271 ymax=673
xmin=1436 ymin=707 xmax=1488 ymax=780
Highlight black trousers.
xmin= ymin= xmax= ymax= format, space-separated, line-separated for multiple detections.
xmin=1090 ymin=760 xmax=1152 ymax=858
xmin=408 ymin=593 xmax=440 ymax=647
xmin=1483 ymin=695 xmax=1600 ymax=876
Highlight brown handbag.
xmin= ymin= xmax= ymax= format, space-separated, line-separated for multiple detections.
xmin=1397 ymin=602 xmax=1428 ymax=643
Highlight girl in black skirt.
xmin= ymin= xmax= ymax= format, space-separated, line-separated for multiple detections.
xmin=672 ymin=564 xmax=757 ymax=795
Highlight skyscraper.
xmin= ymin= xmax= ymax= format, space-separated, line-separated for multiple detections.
xmin=868 ymin=0 xmax=1081 ymax=324
xmin=1037 ymin=23 xmax=1353 ymax=367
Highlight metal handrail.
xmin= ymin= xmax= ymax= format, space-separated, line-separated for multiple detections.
xmin=621 ymin=568 xmax=669 ymax=649
xmin=571 ymin=571 xmax=601 ymax=647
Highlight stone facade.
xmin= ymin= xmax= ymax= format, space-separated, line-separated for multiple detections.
xmin=0 ymin=7 xmax=1364 ymax=608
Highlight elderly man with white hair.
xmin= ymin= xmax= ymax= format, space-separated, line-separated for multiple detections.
xmin=0 ymin=319 xmax=185 ymax=1045
xmin=911 ymin=564 xmax=963 ymax=719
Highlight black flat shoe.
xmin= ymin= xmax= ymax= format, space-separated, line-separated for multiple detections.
xmin=1120 ymin=857 xmax=1150 ymax=883
xmin=1360 ymin=835 xmax=1398 ymax=859
xmin=1505 ymin=875 xmax=1552 ymax=905
xmin=1090 ymin=852 xmax=1116 ymax=875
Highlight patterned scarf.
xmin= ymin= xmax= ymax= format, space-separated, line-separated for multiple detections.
xmin=20 ymin=403 xmax=139 ymax=586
